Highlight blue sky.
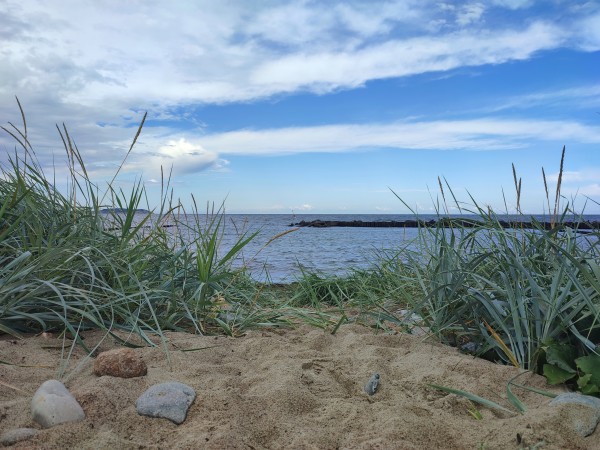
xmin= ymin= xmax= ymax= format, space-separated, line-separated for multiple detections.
xmin=1 ymin=0 xmax=599 ymax=214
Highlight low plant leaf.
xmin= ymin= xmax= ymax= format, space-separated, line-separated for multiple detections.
xmin=576 ymin=354 xmax=600 ymax=394
xmin=543 ymin=364 xmax=577 ymax=385
xmin=577 ymin=373 xmax=600 ymax=394
xmin=544 ymin=342 xmax=577 ymax=373
xmin=576 ymin=354 xmax=600 ymax=380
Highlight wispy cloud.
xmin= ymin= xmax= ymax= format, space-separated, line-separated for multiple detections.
xmin=548 ymin=168 xmax=600 ymax=183
xmin=579 ymin=184 xmax=600 ymax=197
xmin=491 ymin=0 xmax=535 ymax=10
xmin=249 ymin=20 xmax=565 ymax=95
xmin=547 ymin=168 xmax=600 ymax=203
xmin=5 ymin=115 xmax=597 ymax=180
xmin=198 ymin=118 xmax=600 ymax=156
xmin=488 ymin=84 xmax=600 ymax=112
xmin=455 ymin=3 xmax=486 ymax=26
xmin=291 ymin=204 xmax=314 ymax=211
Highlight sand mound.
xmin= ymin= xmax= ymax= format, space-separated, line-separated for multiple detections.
xmin=0 ymin=325 xmax=595 ymax=449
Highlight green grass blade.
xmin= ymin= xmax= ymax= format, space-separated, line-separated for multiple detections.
xmin=427 ymin=383 xmax=514 ymax=414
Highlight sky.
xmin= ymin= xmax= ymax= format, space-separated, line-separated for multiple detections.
xmin=1 ymin=0 xmax=599 ymax=215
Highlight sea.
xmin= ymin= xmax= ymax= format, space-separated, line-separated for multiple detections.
xmin=158 ymin=213 xmax=600 ymax=284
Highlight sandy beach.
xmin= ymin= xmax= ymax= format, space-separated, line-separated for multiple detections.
xmin=1 ymin=324 xmax=596 ymax=449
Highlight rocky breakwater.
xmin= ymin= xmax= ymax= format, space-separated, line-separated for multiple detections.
xmin=291 ymin=218 xmax=600 ymax=231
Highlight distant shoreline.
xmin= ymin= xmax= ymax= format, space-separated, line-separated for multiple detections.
xmin=100 ymin=208 xmax=150 ymax=214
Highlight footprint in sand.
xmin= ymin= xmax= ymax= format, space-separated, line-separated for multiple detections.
xmin=300 ymin=360 xmax=356 ymax=398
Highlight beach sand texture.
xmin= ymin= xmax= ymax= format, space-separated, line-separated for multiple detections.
xmin=0 ymin=325 xmax=595 ymax=449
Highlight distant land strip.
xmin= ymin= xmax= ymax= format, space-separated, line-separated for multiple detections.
xmin=290 ymin=219 xmax=600 ymax=231
xmin=100 ymin=208 xmax=150 ymax=214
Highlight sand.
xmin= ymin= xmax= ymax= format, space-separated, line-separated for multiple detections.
xmin=0 ymin=324 xmax=597 ymax=449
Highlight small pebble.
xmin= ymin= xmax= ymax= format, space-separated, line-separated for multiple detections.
xmin=136 ymin=381 xmax=196 ymax=424
xmin=31 ymin=380 xmax=85 ymax=428
xmin=364 ymin=373 xmax=380 ymax=396
xmin=0 ymin=428 xmax=38 ymax=446
xmin=93 ymin=348 xmax=147 ymax=378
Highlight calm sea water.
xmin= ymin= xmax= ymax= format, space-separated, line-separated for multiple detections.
xmin=164 ymin=213 xmax=600 ymax=283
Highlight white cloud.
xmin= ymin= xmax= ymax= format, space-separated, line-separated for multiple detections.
xmin=549 ymin=169 xmax=600 ymax=183
xmin=250 ymin=21 xmax=564 ymax=93
xmin=291 ymin=204 xmax=314 ymax=211
xmin=198 ymin=118 xmax=600 ymax=156
xmin=491 ymin=0 xmax=534 ymax=9
xmin=124 ymin=138 xmax=221 ymax=178
xmin=546 ymin=169 xmax=600 ymax=203
xmin=574 ymin=13 xmax=600 ymax=51
xmin=579 ymin=184 xmax=600 ymax=197
xmin=488 ymin=84 xmax=600 ymax=112
xmin=456 ymin=3 xmax=485 ymax=26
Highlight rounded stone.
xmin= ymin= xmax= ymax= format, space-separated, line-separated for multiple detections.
xmin=136 ymin=381 xmax=196 ymax=424
xmin=93 ymin=348 xmax=148 ymax=378
xmin=550 ymin=392 xmax=600 ymax=437
xmin=0 ymin=428 xmax=38 ymax=446
xmin=31 ymin=380 xmax=85 ymax=428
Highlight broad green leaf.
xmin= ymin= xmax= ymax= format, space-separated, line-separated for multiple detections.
xmin=577 ymin=373 xmax=592 ymax=390
xmin=577 ymin=374 xmax=600 ymax=395
xmin=576 ymin=354 xmax=600 ymax=389
xmin=581 ymin=384 xmax=600 ymax=395
xmin=543 ymin=364 xmax=577 ymax=385
xmin=544 ymin=342 xmax=577 ymax=373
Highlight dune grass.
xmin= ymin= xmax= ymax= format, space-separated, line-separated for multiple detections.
xmin=0 ymin=104 xmax=303 ymax=347
xmin=386 ymin=151 xmax=600 ymax=376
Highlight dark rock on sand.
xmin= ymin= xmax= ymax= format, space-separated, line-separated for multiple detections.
xmin=364 ymin=373 xmax=380 ymax=396
xmin=136 ymin=381 xmax=196 ymax=424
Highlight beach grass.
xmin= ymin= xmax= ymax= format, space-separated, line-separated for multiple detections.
xmin=0 ymin=105 xmax=296 ymax=346
xmin=388 ymin=151 xmax=600 ymax=376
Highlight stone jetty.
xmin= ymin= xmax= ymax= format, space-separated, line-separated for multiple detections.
xmin=290 ymin=218 xmax=600 ymax=231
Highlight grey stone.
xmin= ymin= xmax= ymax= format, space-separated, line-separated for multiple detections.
xmin=364 ymin=373 xmax=380 ymax=396
xmin=31 ymin=380 xmax=85 ymax=428
xmin=460 ymin=341 xmax=480 ymax=353
xmin=0 ymin=428 xmax=38 ymax=446
xmin=549 ymin=392 xmax=600 ymax=437
xmin=136 ymin=381 xmax=196 ymax=424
